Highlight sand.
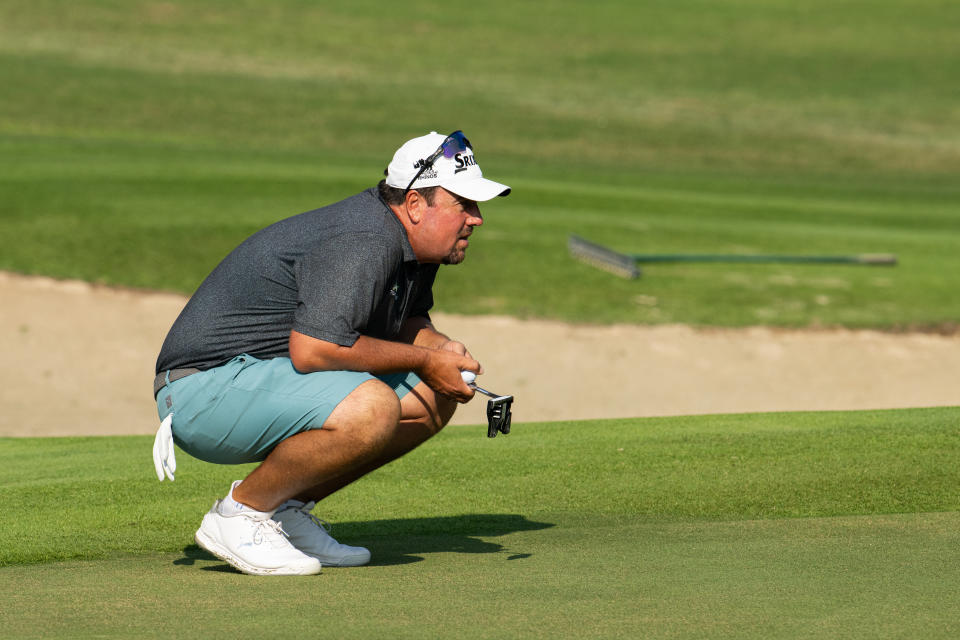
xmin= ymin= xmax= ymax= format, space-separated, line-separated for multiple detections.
xmin=2 ymin=270 xmax=958 ymax=437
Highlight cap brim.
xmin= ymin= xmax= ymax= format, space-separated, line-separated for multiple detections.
xmin=440 ymin=177 xmax=511 ymax=202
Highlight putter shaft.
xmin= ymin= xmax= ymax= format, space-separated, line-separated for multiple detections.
xmin=469 ymin=383 xmax=505 ymax=400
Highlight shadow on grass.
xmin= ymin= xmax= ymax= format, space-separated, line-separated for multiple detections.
xmin=175 ymin=513 xmax=553 ymax=572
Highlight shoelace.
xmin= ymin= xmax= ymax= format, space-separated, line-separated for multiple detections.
xmin=252 ymin=517 xmax=291 ymax=547
xmin=297 ymin=501 xmax=332 ymax=536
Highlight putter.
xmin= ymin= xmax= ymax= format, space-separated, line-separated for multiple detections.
xmin=462 ymin=371 xmax=514 ymax=437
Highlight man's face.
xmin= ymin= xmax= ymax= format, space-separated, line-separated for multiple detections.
xmin=419 ymin=188 xmax=484 ymax=264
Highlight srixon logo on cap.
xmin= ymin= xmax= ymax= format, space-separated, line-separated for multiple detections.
xmin=454 ymin=153 xmax=477 ymax=174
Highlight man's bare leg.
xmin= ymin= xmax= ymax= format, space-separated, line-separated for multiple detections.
xmin=231 ymin=379 xmax=402 ymax=512
xmin=292 ymin=382 xmax=458 ymax=503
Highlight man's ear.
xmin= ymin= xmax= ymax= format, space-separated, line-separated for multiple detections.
xmin=404 ymin=190 xmax=425 ymax=224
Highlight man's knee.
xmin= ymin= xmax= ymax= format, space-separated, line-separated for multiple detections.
xmin=324 ymin=379 xmax=402 ymax=449
xmin=401 ymin=383 xmax=457 ymax=435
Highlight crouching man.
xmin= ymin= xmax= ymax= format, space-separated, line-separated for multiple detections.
xmin=152 ymin=131 xmax=510 ymax=574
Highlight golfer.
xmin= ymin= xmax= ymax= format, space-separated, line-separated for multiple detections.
xmin=152 ymin=131 xmax=510 ymax=575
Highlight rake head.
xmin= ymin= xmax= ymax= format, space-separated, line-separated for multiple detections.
xmin=568 ymin=234 xmax=640 ymax=279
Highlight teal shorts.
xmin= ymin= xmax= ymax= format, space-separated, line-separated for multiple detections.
xmin=155 ymin=354 xmax=421 ymax=465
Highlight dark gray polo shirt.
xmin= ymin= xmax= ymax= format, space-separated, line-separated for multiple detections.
xmin=156 ymin=188 xmax=438 ymax=373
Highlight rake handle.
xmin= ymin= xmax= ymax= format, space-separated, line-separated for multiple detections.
xmin=629 ymin=253 xmax=898 ymax=265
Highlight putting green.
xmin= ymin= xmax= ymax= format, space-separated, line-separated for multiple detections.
xmin=3 ymin=512 xmax=958 ymax=639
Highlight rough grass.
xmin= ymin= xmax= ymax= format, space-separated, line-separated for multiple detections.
xmin=1 ymin=0 xmax=958 ymax=327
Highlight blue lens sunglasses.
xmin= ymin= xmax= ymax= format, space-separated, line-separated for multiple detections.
xmin=405 ymin=130 xmax=471 ymax=192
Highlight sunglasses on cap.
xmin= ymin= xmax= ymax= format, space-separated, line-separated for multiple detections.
xmin=405 ymin=130 xmax=472 ymax=192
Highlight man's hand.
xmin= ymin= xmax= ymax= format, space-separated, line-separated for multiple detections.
xmin=398 ymin=318 xmax=483 ymax=401
xmin=440 ymin=339 xmax=483 ymax=374
xmin=420 ymin=348 xmax=480 ymax=403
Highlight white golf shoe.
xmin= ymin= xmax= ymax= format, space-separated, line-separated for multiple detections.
xmin=195 ymin=500 xmax=323 ymax=576
xmin=273 ymin=500 xmax=371 ymax=567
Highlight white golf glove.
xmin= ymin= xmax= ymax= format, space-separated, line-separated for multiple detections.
xmin=153 ymin=413 xmax=176 ymax=482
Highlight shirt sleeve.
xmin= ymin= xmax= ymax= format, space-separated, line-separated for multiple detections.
xmin=293 ymin=233 xmax=397 ymax=347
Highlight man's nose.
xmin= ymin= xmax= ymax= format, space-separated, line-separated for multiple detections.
xmin=467 ymin=205 xmax=483 ymax=226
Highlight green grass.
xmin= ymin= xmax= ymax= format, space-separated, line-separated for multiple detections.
xmin=1 ymin=0 xmax=959 ymax=328
xmin=3 ymin=6 xmax=957 ymax=637
xmin=2 ymin=407 xmax=960 ymax=638
xmin=3 ymin=514 xmax=958 ymax=639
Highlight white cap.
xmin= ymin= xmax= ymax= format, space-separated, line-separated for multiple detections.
xmin=385 ymin=131 xmax=511 ymax=202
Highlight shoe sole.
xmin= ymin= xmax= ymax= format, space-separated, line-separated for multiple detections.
xmin=305 ymin=550 xmax=371 ymax=567
xmin=195 ymin=527 xmax=322 ymax=576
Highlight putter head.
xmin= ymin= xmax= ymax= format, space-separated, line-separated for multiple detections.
xmin=468 ymin=383 xmax=515 ymax=438
xmin=485 ymin=395 xmax=513 ymax=438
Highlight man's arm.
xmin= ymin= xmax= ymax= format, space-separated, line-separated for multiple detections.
xmin=288 ymin=329 xmax=478 ymax=402
xmin=396 ymin=316 xmax=482 ymax=366
xmin=396 ymin=315 xmax=447 ymax=349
